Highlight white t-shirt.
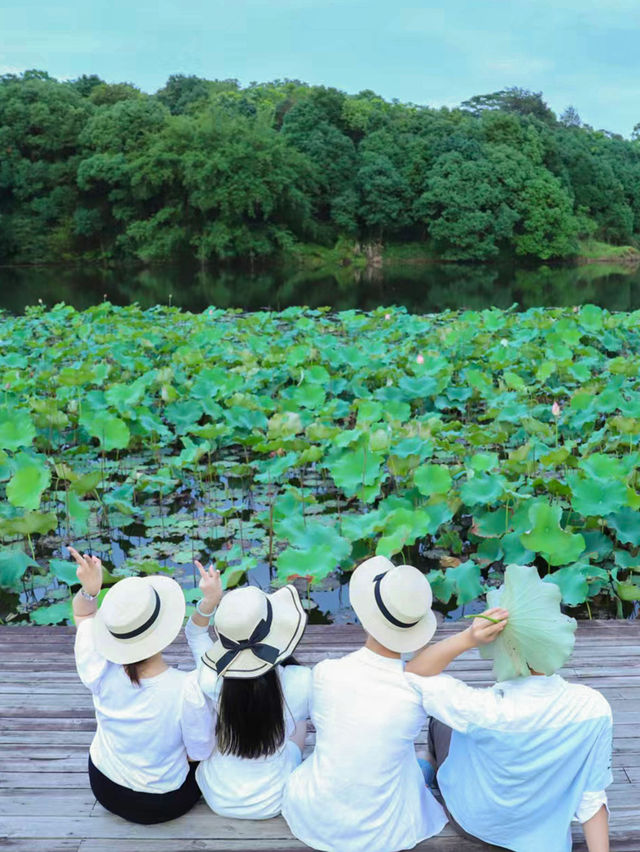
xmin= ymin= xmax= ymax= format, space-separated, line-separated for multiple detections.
xmin=185 ymin=617 xmax=312 ymax=819
xmin=406 ymin=672 xmax=612 ymax=852
xmin=281 ymin=647 xmax=448 ymax=852
xmin=74 ymin=618 xmax=215 ymax=794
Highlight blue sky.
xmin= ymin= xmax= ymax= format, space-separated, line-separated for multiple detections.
xmin=2 ymin=0 xmax=640 ymax=136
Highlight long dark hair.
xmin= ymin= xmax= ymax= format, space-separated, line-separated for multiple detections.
xmin=216 ymin=656 xmax=299 ymax=759
xmin=123 ymin=659 xmax=148 ymax=686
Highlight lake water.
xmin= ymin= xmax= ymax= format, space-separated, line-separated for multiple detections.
xmin=2 ymin=259 xmax=640 ymax=313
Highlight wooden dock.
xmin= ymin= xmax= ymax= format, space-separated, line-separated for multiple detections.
xmin=1 ymin=621 xmax=639 ymax=851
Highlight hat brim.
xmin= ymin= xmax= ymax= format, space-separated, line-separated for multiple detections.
xmin=203 ymin=585 xmax=307 ymax=679
xmin=349 ymin=558 xmax=437 ymax=653
xmin=92 ymin=576 xmax=186 ymax=665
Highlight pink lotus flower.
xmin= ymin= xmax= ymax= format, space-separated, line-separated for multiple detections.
xmin=385 ymin=313 xmax=391 ymax=320
xmin=416 ymin=354 xmax=425 ymax=365
xmin=552 ymin=401 xmax=561 ymax=417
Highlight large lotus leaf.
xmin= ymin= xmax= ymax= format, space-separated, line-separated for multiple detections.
xmin=446 ymin=560 xmax=484 ymax=604
xmin=70 ymin=470 xmax=102 ymax=496
xmin=616 ymin=580 xmax=640 ymax=601
xmin=84 ymin=413 xmax=131 ymax=451
xmin=289 ymin=382 xmax=326 ymax=410
xmin=520 ymin=502 xmax=585 ymax=566
xmin=607 ymin=508 xmax=640 ymax=546
xmin=426 ymin=569 xmax=456 ymax=604
xmin=0 ymin=511 xmax=57 ymax=537
xmin=376 ymin=525 xmax=413 ymax=558
xmin=50 ymin=558 xmax=80 ymax=587
xmin=0 ymin=548 xmax=38 ymax=590
xmin=254 ymin=452 xmax=298 ymax=483
xmin=567 ymin=472 xmax=627 ymax=517
xmin=543 ymin=562 xmax=593 ymax=605
xmin=469 ymin=452 xmax=499 ymax=473
xmin=460 ymin=473 xmax=507 ymax=507
xmin=390 ymin=436 xmax=434 ymax=460
xmin=341 ymin=511 xmax=383 ymax=542
xmin=501 ymin=532 xmax=534 ymax=565
xmin=164 ymin=400 xmax=203 ymax=434
xmin=30 ymin=599 xmax=74 ymax=625
xmin=578 ymin=453 xmax=625 ymax=481
xmin=7 ymin=453 xmax=51 ymax=511
xmin=325 ymin=446 xmax=383 ymax=498
xmin=67 ymin=491 xmax=90 ymax=533
xmin=481 ymin=564 xmax=577 ymax=681
xmin=0 ymin=409 xmax=35 ymax=451
xmin=277 ymin=540 xmax=349 ymax=584
xmin=413 ymin=463 xmax=452 ymax=496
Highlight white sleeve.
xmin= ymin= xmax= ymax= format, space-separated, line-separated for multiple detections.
xmin=282 ymin=665 xmax=313 ymax=722
xmin=405 ymin=672 xmax=505 ymax=733
xmin=575 ymin=791 xmax=608 ymax=824
xmin=180 ymin=670 xmax=216 ymax=761
xmin=74 ymin=618 xmax=110 ymax=694
xmin=184 ymin=615 xmax=214 ymax=670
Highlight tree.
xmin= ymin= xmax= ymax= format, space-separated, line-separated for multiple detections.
xmin=460 ymin=88 xmax=556 ymax=123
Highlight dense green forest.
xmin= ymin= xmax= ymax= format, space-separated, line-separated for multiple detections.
xmin=2 ymin=70 xmax=640 ymax=266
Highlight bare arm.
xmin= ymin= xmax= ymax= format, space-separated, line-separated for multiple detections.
xmin=68 ymin=547 xmax=103 ymax=628
xmin=581 ymin=805 xmax=609 ymax=852
xmin=405 ymin=607 xmax=508 ymax=677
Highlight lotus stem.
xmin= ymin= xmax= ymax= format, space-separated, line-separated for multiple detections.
xmin=463 ymin=613 xmax=503 ymax=624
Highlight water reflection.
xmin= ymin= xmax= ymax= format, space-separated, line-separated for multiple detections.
xmin=1 ymin=259 xmax=640 ymax=314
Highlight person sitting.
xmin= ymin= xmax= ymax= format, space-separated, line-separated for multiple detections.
xmin=183 ymin=561 xmax=311 ymax=819
xmin=281 ymin=555 xmax=507 ymax=852
xmin=405 ymin=563 xmax=612 ymax=852
xmin=69 ymin=546 xmax=215 ymax=824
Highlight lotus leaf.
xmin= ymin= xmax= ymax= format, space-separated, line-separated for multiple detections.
xmin=520 ymin=502 xmax=585 ymax=566
xmin=0 ymin=548 xmax=38 ymax=590
xmin=567 ymin=472 xmax=628 ymax=518
xmin=0 ymin=409 xmax=35 ymax=451
xmin=481 ymin=564 xmax=577 ymax=680
xmin=29 ymin=600 xmax=73 ymax=625
xmin=607 ymin=508 xmax=640 ymax=546
xmin=446 ymin=560 xmax=484 ymax=604
xmin=413 ymin=463 xmax=452 ymax=496
xmin=7 ymin=453 xmax=51 ymax=511
xmin=616 ymin=580 xmax=640 ymax=601
xmin=460 ymin=473 xmax=506 ymax=506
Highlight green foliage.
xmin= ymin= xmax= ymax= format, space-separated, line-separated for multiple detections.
xmin=2 ymin=73 xmax=640 ymax=264
xmin=2 ymin=301 xmax=640 ymax=622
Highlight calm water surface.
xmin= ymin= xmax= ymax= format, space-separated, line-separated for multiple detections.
xmin=2 ymin=260 xmax=640 ymax=313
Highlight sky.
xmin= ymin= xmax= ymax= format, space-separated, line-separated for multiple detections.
xmin=2 ymin=0 xmax=640 ymax=137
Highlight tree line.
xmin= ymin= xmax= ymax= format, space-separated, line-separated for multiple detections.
xmin=2 ymin=70 xmax=640 ymax=265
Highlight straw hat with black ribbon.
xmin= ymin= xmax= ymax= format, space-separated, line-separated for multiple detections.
xmin=202 ymin=585 xmax=307 ymax=679
xmin=92 ymin=575 xmax=186 ymax=665
xmin=349 ymin=555 xmax=437 ymax=653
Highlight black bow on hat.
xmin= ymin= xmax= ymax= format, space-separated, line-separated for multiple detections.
xmin=213 ymin=598 xmax=280 ymax=674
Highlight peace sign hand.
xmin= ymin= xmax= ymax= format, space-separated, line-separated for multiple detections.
xmin=68 ymin=546 xmax=103 ymax=597
xmin=195 ymin=560 xmax=223 ymax=609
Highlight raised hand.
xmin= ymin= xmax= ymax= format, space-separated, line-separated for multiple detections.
xmin=68 ymin=546 xmax=103 ymax=597
xmin=195 ymin=560 xmax=223 ymax=609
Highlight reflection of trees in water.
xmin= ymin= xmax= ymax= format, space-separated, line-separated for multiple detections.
xmin=1 ymin=261 xmax=640 ymax=314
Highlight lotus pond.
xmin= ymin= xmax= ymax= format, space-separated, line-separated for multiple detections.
xmin=1 ymin=302 xmax=639 ymax=626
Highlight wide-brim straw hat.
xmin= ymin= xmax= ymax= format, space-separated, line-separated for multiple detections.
xmin=349 ymin=555 xmax=437 ymax=653
xmin=203 ymin=585 xmax=307 ymax=679
xmin=93 ymin=575 xmax=186 ymax=665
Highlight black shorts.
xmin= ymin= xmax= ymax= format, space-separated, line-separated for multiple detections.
xmin=88 ymin=755 xmax=201 ymax=824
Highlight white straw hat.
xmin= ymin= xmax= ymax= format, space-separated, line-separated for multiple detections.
xmin=92 ymin=575 xmax=186 ymax=665
xmin=349 ymin=556 xmax=437 ymax=653
xmin=203 ymin=585 xmax=307 ymax=679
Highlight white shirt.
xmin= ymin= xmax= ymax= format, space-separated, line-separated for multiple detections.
xmin=281 ymin=648 xmax=448 ymax=852
xmin=74 ymin=618 xmax=215 ymax=794
xmin=406 ymin=672 xmax=612 ymax=852
xmin=185 ymin=617 xmax=312 ymax=819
